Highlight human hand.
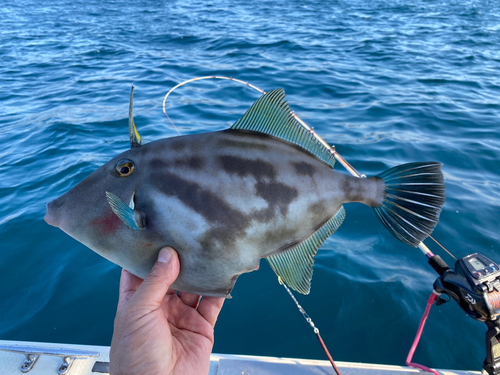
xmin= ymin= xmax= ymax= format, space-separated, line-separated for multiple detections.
xmin=109 ymin=247 xmax=225 ymax=375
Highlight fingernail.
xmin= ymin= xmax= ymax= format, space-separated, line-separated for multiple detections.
xmin=158 ymin=248 xmax=172 ymax=263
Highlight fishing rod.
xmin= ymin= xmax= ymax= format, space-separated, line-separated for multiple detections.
xmin=162 ymin=76 xmax=363 ymax=179
xmin=163 ymin=77 xmax=500 ymax=375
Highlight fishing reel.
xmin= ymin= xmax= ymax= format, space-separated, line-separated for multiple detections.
xmin=429 ymin=253 xmax=500 ymax=375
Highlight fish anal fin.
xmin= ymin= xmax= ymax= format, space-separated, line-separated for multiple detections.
xmin=266 ymin=206 xmax=346 ymax=295
xmin=230 ymin=89 xmax=336 ymax=169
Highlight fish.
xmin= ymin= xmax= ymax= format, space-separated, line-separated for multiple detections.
xmin=44 ymin=87 xmax=445 ymax=298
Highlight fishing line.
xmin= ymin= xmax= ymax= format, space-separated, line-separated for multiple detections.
xmin=279 ymin=277 xmax=342 ymax=375
xmin=163 ymin=76 xmax=265 ymax=136
xmin=428 ymin=234 xmax=456 ymax=260
xmin=162 ymin=76 xmax=364 ymax=178
xmin=164 ymin=110 xmax=181 ymax=136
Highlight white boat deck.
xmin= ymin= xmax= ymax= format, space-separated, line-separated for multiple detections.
xmin=0 ymin=340 xmax=479 ymax=375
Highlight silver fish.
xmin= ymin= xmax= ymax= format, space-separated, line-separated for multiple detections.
xmin=45 ymin=88 xmax=445 ymax=298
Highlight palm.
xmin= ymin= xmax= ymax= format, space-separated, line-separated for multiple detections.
xmin=110 ymin=248 xmax=224 ymax=375
xmin=162 ymin=294 xmax=216 ymax=374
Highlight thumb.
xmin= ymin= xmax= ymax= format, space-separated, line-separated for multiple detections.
xmin=130 ymin=247 xmax=180 ymax=309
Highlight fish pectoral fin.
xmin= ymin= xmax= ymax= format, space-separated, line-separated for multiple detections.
xmin=106 ymin=191 xmax=145 ymax=230
xmin=230 ymin=88 xmax=336 ymax=169
xmin=265 ymin=206 xmax=346 ymax=295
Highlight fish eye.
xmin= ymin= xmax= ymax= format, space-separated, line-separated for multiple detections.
xmin=115 ymin=159 xmax=135 ymax=177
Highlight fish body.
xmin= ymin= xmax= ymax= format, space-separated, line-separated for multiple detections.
xmin=45 ymin=88 xmax=445 ymax=297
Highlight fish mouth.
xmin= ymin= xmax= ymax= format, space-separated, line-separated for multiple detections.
xmin=44 ymin=200 xmax=59 ymax=228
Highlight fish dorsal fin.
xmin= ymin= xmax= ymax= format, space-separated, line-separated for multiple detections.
xmin=230 ymin=89 xmax=336 ymax=169
xmin=129 ymin=86 xmax=142 ymax=148
xmin=265 ymin=206 xmax=346 ymax=295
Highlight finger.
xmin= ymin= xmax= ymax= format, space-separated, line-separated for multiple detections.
xmin=177 ymin=291 xmax=201 ymax=308
xmin=120 ymin=269 xmax=143 ymax=294
xmin=117 ymin=269 xmax=143 ymax=309
xmin=198 ymin=296 xmax=225 ymax=326
xmin=130 ymin=247 xmax=180 ymax=309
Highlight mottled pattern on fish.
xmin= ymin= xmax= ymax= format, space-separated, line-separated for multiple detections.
xmin=50 ymin=129 xmax=379 ymax=296
xmin=45 ymin=88 xmax=445 ymax=298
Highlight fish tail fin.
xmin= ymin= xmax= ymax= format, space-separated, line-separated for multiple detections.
xmin=373 ymin=162 xmax=445 ymax=247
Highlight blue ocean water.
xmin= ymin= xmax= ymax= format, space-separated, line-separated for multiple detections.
xmin=1 ymin=0 xmax=500 ymax=371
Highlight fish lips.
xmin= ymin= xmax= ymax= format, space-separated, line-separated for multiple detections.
xmin=44 ymin=200 xmax=60 ymax=228
xmin=44 ymin=196 xmax=71 ymax=232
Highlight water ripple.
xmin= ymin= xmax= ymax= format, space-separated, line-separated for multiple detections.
xmin=1 ymin=0 xmax=500 ymax=370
